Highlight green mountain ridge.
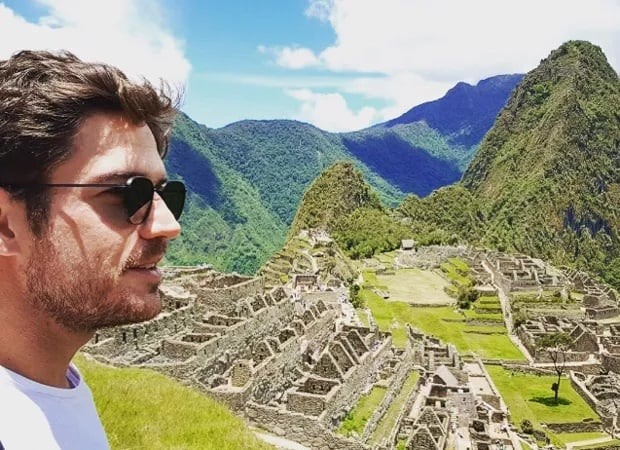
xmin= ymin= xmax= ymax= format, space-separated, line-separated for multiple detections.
xmin=396 ymin=41 xmax=620 ymax=288
xmin=164 ymin=73 xmax=520 ymax=273
xmin=463 ymin=40 xmax=620 ymax=283
xmin=164 ymin=113 xmax=287 ymax=273
xmin=290 ymin=162 xmax=411 ymax=259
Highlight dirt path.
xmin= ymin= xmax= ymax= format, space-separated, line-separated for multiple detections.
xmin=565 ymin=435 xmax=614 ymax=449
xmin=254 ymin=431 xmax=311 ymax=450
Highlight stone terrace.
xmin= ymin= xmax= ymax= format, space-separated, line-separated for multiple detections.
xmin=84 ymin=268 xmax=402 ymax=449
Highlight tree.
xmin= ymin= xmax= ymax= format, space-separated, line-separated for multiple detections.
xmin=349 ymin=284 xmax=364 ymax=309
xmin=537 ymin=332 xmax=574 ymax=403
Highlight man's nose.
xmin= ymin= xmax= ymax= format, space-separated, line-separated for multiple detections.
xmin=138 ymin=193 xmax=181 ymax=240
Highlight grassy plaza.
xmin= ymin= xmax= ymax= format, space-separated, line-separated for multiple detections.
xmin=337 ymin=385 xmax=388 ymax=437
xmin=361 ymin=269 xmax=524 ymax=360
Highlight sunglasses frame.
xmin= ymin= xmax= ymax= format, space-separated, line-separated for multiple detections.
xmin=0 ymin=176 xmax=186 ymax=225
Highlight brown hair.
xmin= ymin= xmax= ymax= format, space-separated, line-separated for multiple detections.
xmin=0 ymin=50 xmax=180 ymax=235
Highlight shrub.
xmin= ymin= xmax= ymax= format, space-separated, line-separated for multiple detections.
xmin=457 ymin=286 xmax=480 ymax=309
xmin=349 ymin=284 xmax=364 ymax=308
xmin=521 ymin=419 xmax=534 ymax=434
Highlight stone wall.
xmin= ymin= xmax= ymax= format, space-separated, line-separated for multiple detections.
xmin=385 ymin=378 xmax=426 ymax=448
xmin=587 ymin=307 xmax=620 ymax=320
xmin=322 ymin=336 xmax=393 ymax=426
xmin=362 ymin=349 xmax=415 ymax=440
xmin=140 ymin=296 xmax=296 ymax=380
xmin=195 ymin=277 xmax=265 ymax=315
xmin=86 ymin=304 xmax=196 ymax=357
xmin=247 ymin=308 xmax=337 ymax=405
xmin=245 ymin=403 xmax=370 ymax=450
xmin=544 ymin=421 xmax=602 ymax=433
xmin=602 ymin=352 xmax=620 ymax=373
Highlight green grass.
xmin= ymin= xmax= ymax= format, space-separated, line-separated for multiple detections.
xmin=370 ymin=372 xmax=420 ymax=446
xmin=374 ymin=251 xmax=396 ymax=265
xmin=486 ymin=365 xmax=603 ymax=448
xmin=375 ymin=268 xmax=454 ymax=305
xmin=357 ymin=309 xmax=370 ymax=327
xmin=447 ymin=257 xmax=470 ymax=274
xmin=75 ymin=355 xmax=273 ymax=450
xmin=462 ymin=309 xmax=505 ymax=322
xmin=337 ymin=386 xmax=387 ymax=437
xmin=485 ymin=365 xmax=599 ymax=428
xmin=440 ymin=262 xmax=472 ymax=287
xmin=575 ymin=439 xmax=620 ymax=449
xmin=555 ymin=432 xmax=609 ymax=445
xmin=362 ymin=270 xmax=385 ymax=289
xmin=476 ymin=295 xmax=501 ymax=307
xmin=363 ymin=289 xmax=524 ymax=360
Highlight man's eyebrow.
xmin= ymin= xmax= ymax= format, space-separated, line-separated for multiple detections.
xmin=87 ymin=172 xmax=167 ymax=185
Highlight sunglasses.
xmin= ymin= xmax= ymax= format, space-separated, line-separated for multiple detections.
xmin=1 ymin=176 xmax=186 ymax=225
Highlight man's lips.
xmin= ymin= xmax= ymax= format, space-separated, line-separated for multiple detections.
xmin=125 ymin=254 xmax=165 ymax=271
xmin=124 ymin=255 xmax=164 ymax=281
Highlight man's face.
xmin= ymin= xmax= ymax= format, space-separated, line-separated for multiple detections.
xmin=21 ymin=113 xmax=181 ymax=333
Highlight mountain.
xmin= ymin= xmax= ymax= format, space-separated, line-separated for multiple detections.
xmin=339 ymin=74 xmax=523 ymax=195
xmin=399 ymin=41 xmax=619 ymax=288
xmin=384 ymin=74 xmax=524 ymax=148
xmin=163 ymin=74 xmax=523 ymax=273
xmin=164 ymin=113 xmax=288 ymax=274
xmin=204 ymin=119 xmax=403 ymax=224
xmin=291 ymin=162 xmax=410 ymax=259
xmin=290 ymin=161 xmax=383 ymax=235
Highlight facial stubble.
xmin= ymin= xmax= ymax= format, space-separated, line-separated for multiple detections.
xmin=25 ymin=237 xmax=166 ymax=333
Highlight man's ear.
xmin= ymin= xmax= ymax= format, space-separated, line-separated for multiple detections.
xmin=0 ymin=189 xmax=21 ymax=256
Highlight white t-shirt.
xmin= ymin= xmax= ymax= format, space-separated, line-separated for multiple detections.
xmin=0 ymin=363 xmax=110 ymax=450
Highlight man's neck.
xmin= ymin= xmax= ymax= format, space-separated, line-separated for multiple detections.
xmin=0 ymin=301 xmax=92 ymax=388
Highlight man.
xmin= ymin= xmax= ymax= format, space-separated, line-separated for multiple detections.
xmin=0 ymin=50 xmax=184 ymax=449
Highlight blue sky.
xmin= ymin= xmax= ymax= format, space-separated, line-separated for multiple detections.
xmin=1 ymin=0 xmax=619 ymax=131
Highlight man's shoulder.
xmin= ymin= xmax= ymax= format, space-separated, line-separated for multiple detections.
xmin=0 ymin=366 xmax=109 ymax=450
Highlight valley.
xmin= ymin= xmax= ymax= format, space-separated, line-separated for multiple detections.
xmin=80 ymin=39 xmax=619 ymax=450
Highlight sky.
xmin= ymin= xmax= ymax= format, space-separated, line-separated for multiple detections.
xmin=1 ymin=0 xmax=618 ymax=132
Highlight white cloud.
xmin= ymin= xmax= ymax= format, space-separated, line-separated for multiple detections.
xmin=257 ymin=45 xmax=320 ymax=69
xmin=304 ymin=0 xmax=333 ymax=22
xmin=0 ymin=0 xmax=190 ymax=87
xmin=275 ymin=47 xmax=321 ymax=69
xmin=273 ymin=0 xmax=619 ymax=130
xmin=285 ymin=89 xmax=378 ymax=132
xmin=304 ymin=0 xmax=620 ymax=78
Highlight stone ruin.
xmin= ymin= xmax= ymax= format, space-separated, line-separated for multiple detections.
xmin=565 ymin=268 xmax=620 ymax=320
xmin=83 ymin=266 xmax=403 ymax=450
xmin=571 ymin=371 xmax=620 ymax=436
xmin=384 ymin=327 xmax=520 ymax=450
xmin=395 ymin=245 xmax=466 ymax=270
xmin=516 ymin=317 xmax=599 ymax=364
xmin=82 ymin=245 xmax=620 ymax=449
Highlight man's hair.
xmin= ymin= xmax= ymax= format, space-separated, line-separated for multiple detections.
xmin=0 ymin=50 xmax=180 ymax=235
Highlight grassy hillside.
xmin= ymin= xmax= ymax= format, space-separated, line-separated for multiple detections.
xmin=340 ymin=123 xmax=463 ymax=195
xmin=396 ymin=41 xmax=620 ymax=289
xmin=75 ymin=355 xmax=273 ymax=450
xmin=462 ymin=40 xmax=620 ymax=287
xmin=290 ymin=162 xmax=410 ymax=258
xmin=163 ymin=74 xmax=520 ymax=273
xmin=208 ymin=120 xmax=403 ymax=223
xmin=164 ymin=113 xmax=287 ymax=274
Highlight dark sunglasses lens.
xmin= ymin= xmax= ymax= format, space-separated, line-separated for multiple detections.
xmin=124 ymin=177 xmax=154 ymax=224
xmin=159 ymin=181 xmax=186 ymax=220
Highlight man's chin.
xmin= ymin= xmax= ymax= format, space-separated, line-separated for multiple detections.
xmin=68 ymin=292 xmax=163 ymax=333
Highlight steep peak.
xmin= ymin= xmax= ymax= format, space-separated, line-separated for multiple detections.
xmin=289 ymin=161 xmax=382 ymax=236
xmin=463 ymin=40 xmax=619 ymax=195
xmin=381 ymin=73 xmax=524 ymax=147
